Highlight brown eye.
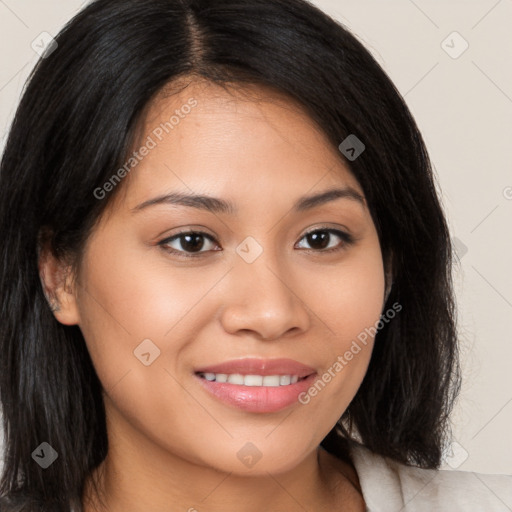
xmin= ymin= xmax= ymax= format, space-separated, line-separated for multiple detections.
xmin=295 ymin=228 xmax=353 ymax=253
xmin=159 ymin=231 xmax=219 ymax=258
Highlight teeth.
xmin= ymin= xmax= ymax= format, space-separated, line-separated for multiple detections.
xmin=199 ymin=373 xmax=304 ymax=386
xmin=279 ymin=375 xmax=291 ymax=385
xmin=227 ymin=374 xmax=244 ymax=385
xmin=262 ymin=375 xmax=280 ymax=387
xmin=244 ymin=375 xmax=263 ymax=386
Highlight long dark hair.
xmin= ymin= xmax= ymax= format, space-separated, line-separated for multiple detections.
xmin=0 ymin=0 xmax=460 ymax=509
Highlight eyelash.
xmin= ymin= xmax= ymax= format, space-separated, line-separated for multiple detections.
xmin=158 ymin=227 xmax=355 ymax=259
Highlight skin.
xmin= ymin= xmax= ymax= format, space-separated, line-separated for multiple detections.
xmin=40 ymin=77 xmax=387 ymax=512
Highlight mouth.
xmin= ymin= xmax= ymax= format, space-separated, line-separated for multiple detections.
xmin=193 ymin=359 xmax=318 ymax=413
xmin=195 ymin=372 xmax=312 ymax=387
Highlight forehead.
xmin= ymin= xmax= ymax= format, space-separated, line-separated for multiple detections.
xmin=107 ymin=78 xmax=364 ymax=217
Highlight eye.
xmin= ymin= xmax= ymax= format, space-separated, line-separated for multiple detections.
xmin=295 ymin=228 xmax=353 ymax=253
xmin=159 ymin=231 xmax=219 ymax=259
xmin=158 ymin=227 xmax=354 ymax=259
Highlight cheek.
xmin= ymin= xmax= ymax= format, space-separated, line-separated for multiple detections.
xmin=75 ymin=238 xmax=188 ymax=386
xmin=296 ymin=244 xmax=385 ymax=416
xmin=312 ymin=242 xmax=386 ymax=346
xmin=75 ymin=233 xmax=239 ymax=401
xmin=78 ymin=234 xmax=209 ymax=335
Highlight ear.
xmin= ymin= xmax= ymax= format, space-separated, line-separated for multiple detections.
xmin=38 ymin=239 xmax=81 ymax=326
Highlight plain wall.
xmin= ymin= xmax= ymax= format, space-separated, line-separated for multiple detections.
xmin=0 ymin=0 xmax=511 ymax=475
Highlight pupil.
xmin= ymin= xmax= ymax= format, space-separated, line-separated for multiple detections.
xmin=182 ymin=234 xmax=204 ymax=252
xmin=308 ymin=231 xmax=329 ymax=250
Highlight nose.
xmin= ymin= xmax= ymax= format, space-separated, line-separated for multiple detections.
xmin=218 ymin=248 xmax=311 ymax=341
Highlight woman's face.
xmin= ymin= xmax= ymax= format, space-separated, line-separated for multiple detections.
xmin=58 ymin=79 xmax=386 ymax=475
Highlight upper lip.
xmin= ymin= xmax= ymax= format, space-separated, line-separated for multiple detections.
xmin=195 ymin=358 xmax=316 ymax=378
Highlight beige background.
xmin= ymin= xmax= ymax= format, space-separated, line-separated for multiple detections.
xmin=0 ymin=0 xmax=511 ymax=475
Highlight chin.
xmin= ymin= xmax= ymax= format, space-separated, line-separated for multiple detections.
xmin=193 ymin=440 xmax=312 ymax=476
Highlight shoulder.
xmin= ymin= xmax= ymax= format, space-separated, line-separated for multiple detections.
xmin=349 ymin=444 xmax=512 ymax=512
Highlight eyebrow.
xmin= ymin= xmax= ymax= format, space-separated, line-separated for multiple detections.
xmin=130 ymin=186 xmax=365 ymax=215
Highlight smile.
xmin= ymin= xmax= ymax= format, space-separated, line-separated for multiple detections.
xmin=197 ymin=372 xmax=307 ymax=387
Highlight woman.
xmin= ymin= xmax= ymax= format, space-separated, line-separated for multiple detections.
xmin=0 ymin=0 xmax=510 ymax=511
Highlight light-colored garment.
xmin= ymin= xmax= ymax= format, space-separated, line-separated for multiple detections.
xmin=350 ymin=444 xmax=512 ymax=511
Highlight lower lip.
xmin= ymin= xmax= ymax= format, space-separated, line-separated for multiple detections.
xmin=194 ymin=373 xmax=317 ymax=413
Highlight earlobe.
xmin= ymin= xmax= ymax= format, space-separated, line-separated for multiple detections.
xmin=38 ymin=243 xmax=81 ymax=326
